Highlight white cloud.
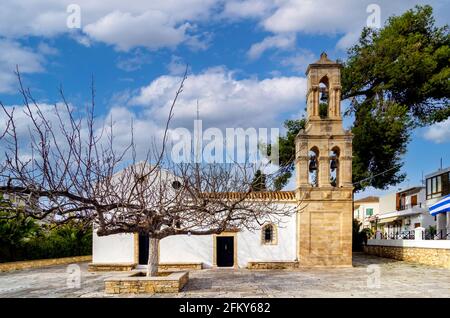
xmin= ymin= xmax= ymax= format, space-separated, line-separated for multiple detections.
xmin=233 ymin=0 xmax=450 ymax=52
xmin=37 ymin=42 xmax=59 ymax=56
xmin=0 ymin=40 xmax=46 ymax=93
xmin=1 ymin=66 xmax=306 ymax=162
xmin=0 ymin=1 xmax=220 ymax=51
xmin=335 ymin=31 xmax=361 ymax=51
xmin=116 ymin=49 xmax=152 ymax=72
xmin=262 ymin=0 xmax=365 ymax=34
xmin=129 ymin=66 xmax=307 ymax=130
xmin=223 ymin=0 xmax=275 ymax=19
xmin=166 ymin=56 xmax=188 ymax=75
xmin=247 ymin=34 xmax=296 ymax=59
xmin=281 ymin=49 xmax=316 ymax=72
xmin=424 ymin=119 xmax=450 ymax=144
xmin=84 ymin=10 xmax=189 ymax=51
xmin=0 ymin=102 xmax=79 ymax=160
xmin=0 ymin=0 xmax=448 ymax=53
xmin=0 ymin=101 xmax=165 ymax=162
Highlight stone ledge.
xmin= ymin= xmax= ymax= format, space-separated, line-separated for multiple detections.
xmin=247 ymin=261 xmax=299 ymax=270
xmin=159 ymin=262 xmax=203 ymax=270
xmin=88 ymin=263 xmax=136 ymax=272
xmin=89 ymin=262 xmax=203 ymax=272
xmin=0 ymin=255 xmax=92 ymax=272
xmin=104 ymin=271 xmax=189 ymax=294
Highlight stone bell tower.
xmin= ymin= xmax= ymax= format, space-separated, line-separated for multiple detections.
xmin=295 ymin=53 xmax=353 ymax=267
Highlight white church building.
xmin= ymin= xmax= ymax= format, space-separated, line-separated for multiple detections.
xmin=93 ymin=192 xmax=297 ymax=269
xmin=90 ymin=53 xmax=354 ymax=270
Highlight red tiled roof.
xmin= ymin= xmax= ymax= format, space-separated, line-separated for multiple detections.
xmin=354 ymin=196 xmax=379 ymax=203
xmin=203 ymin=191 xmax=296 ymax=201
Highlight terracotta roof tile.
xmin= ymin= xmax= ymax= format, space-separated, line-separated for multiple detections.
xmin=203 ymin=191 xmax=296 ymax=201
xmin=354 ymin=196 xmax=379 ymax=203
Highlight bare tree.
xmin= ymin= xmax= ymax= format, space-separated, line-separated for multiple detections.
xmin=0 ymin=68 xmax=297 ymax=276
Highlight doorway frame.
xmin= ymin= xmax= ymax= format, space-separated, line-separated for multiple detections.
xmin=135 ymin=233 xmax=160 ymax=267
xmin=213 ymin=231 xmax=238 ymax=269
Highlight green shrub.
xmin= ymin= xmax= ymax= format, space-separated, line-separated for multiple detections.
xmin=353 ymin=219 xmax=371 ymax=252
xmin=0 ymin=218 xmax=92 ymax=263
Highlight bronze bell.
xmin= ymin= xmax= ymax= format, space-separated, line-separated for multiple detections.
xmin=320 ymin=91 xmax=328 ymax=102
xmin=309 ymin=156 xmax=317 ymax=172
xmin=330 ymin=158 xmax=338 ymax=171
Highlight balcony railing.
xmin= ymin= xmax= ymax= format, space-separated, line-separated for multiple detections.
xmin=398 ymin=202 xmax=423 ymax=211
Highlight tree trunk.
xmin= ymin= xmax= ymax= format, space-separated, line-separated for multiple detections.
xmin=146 ymin=237 xmax=159 ymax=277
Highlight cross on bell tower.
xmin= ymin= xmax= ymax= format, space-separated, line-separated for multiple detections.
xmin=295 ymin=52 xmax=353 ymax=267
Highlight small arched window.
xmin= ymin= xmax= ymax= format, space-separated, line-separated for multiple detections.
xmin=264 ymin=225 xmax=273 ymax=242
xmin=261 ymin=223 xmax=278 ymax=245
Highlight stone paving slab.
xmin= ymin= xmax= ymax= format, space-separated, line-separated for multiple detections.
xmin=0 ymin=253 xmax=449 ymax=298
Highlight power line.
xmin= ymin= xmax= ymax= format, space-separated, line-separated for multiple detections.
xmin=352 ymin=166 xmax=399 ymax=186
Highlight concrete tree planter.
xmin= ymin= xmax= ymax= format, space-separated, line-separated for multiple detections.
xmin=104 ymin=271 xmax=189 ymax=294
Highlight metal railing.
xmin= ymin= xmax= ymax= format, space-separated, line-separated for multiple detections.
xmin=423 ymin=229 xmax=449 ymax=240
xmin=398 ymin=202 xmax=423 ymax=211
xmin=372 ymin=229 xmax=449 ymax=240
xmin=372 ymin=231 xmax=415 ymax=240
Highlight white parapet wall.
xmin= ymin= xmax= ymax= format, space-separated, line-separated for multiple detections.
xmin=367 ymin=239 xmax=450 ymax=249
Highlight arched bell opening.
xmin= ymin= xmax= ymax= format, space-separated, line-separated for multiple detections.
xmin=329 ymin=146 xmax=340 ymax=187
xmin=308 ymin=146 xmax=320 ymax=187
xmin=319 ymin=76 xmax=329 ymax=119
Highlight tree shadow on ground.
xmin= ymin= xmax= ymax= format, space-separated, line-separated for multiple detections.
xmin=182 ymin=277 xmax=213 ymax=292
xmin=352 ymin=252 xmax=401 ymax=267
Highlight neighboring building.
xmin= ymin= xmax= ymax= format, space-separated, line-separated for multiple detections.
xmin=377 ymin=186 xmax=435 ymax=238
xmin=425 ymin=166 xmax=450 ymax=236
xmin=92 ymin=53 xmax=354 ymax=269
xmin=354 ymin=196 xmax=379 ymax=229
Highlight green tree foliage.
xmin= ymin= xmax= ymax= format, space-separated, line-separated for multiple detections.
xmin=273 ymin=119 xmax=305 ymax=190
xmin=352 ymin=103 xmax=412 ymax=191
xmin=319 ymin=103 xmax=328 ymax=119
xmin=273 ymin=5 xmax=449 ymax=191
xmin=251 ymin=169 xmax=267 ymax=191
xmin=0 ymin=200 xmax=92 ymax=262
xmin=20 ymin=222 xmax=92 ymax=261
xmin=352 ymin=219 xmax=371 ymax=252
xmin=0 ymin=210 xmax=41 ymax=261
xmin=343 ymin=5 xmax=449 ymax=125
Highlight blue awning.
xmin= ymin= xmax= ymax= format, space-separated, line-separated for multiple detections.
xmin=429 ymin=194 xmax=450 ymax=216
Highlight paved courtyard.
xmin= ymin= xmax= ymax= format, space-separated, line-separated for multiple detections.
xmin=0 ymin=253 xmax=449 ymax=298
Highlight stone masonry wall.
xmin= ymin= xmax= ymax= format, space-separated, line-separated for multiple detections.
xmin=105 ymin=272 xmax=189 ymax=294
xmin=364 ymin=245 xmax=450 ymax=269
xmin=0 ymin=255 xmax=92 ymax=272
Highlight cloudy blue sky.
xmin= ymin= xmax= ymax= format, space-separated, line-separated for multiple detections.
xmin=0 ymin=0 xmax=448 ymax=199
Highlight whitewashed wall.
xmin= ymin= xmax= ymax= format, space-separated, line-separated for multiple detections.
xmin=159 ymin=209 xmax=297 ymax=268
xmin=354 ymin=201 xmax=380 ymax=228
xmin=236 ymin=216 xmax=297 ymax=267
xmin=379 ymin=192 xmax=397 ymax=213
xmin=368 ymin=239 xmax=450 ymax=249
xmin=160 ymin=235 xmax=214 ymax=266
xmin=92 ymin=231 xmax=135 ymax=263
xmin=93 ymin=203 xmax=298 ymax=268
